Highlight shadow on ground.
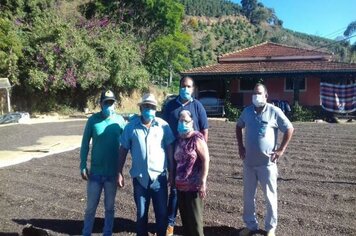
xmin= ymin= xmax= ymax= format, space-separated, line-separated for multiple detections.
xmin=13 ymin=219 xmax=268 ymax=236
xmin=14 ymin=218 xmax=137 ymax=235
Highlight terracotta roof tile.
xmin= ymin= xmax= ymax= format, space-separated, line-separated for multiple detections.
xmin=182 ymin=42 xmax=356 ymax=75
xmin=219 ymin=42 xmax=332 ymax=60
xmin=182 ymin=60 xmax=356 ymax=75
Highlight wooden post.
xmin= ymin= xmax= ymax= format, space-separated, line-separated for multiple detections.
xmin=293 ymin=78 xmax=301 ymax=106
xmin=6 ymin=87 xmax=11 ymax=113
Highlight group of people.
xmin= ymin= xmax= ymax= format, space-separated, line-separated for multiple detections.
xmin=80 ymin=78 xmax=294 ymax=236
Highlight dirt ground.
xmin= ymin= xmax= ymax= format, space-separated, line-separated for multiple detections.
xmin=0 ymin=120 xmax=355 ymax=236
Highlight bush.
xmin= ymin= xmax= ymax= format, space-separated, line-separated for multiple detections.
xmin=290 ymin=104 xmax=316 ymax=122
xmin=225 ymin=101 xmax=241 ymax=121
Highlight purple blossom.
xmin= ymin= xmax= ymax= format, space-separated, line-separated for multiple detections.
xmin=53 ymin=45 xmax=61 ymax=55
xmin=63 ymin=67 xmax=77 ymax=88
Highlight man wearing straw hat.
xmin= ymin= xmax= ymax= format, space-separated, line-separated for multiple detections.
xmin=117 ymin=93 xmax=175 ymax=236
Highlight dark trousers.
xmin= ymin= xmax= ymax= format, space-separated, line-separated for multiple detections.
xmin=178 ymin=190 xmax=204 ymax=236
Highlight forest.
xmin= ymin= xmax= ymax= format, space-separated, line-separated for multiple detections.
xmin=0 ymin=0 xmax=354 ymax=112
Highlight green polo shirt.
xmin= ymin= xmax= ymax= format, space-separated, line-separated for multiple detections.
xmin=80 ymin=112 xmax=126 ymax=176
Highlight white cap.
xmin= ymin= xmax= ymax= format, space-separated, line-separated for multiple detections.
xmin=138 ymin=93 xmax=158 ymax=107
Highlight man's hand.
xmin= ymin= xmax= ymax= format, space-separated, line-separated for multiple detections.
xmin=271 ymin=149 xmax=285 ymax=162
xmin=117 ymin=172 xmax=125 ymax=188
xmin=238 ymin=146 xmax=246 ymax=160
xmin=81 ymin=168 xmax=88 ymax=181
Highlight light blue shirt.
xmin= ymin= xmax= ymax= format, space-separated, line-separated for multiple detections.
xmin=120 ymin=116 xmax=175 ymax=188
xmin=237 ymin=103 xmax=293 ymax=167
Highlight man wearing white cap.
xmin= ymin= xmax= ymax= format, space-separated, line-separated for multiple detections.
xmin=117 ymin=93 xmax=175 ymax=236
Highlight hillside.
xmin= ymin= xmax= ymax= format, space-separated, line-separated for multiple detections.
xmin=0 ymin=0 xmax=353 ymax=113
xmin=183 ymin=16 xmax=353 ymax=68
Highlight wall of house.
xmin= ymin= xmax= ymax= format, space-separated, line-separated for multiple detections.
xmin=299 ymin=76 xmax=320 ymax=106
xmin=229 ymin=76 xmax=321 ymax=107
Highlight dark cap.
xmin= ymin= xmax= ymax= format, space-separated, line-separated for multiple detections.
xmin=100 ymin=90 xmax=116 ymax=103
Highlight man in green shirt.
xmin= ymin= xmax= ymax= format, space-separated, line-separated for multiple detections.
xmin=80 ymin=89 xmax=126 ymax=236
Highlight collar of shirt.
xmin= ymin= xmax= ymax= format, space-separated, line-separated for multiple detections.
xmin=130 ymin=115 xmax=159 ymax=127
xmin=253 ymin=103 xmax=268 ymax=115
xmin=176 ymin=96 xmax=194 ymax=106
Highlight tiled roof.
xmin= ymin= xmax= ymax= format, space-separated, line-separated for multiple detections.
xmin=182 ymin=60 xmax=356 ymax=75
xmin=182 ymin=42 xmax=356 ymax=75
xmin=218 ymin=42 xmax=332 ymax=61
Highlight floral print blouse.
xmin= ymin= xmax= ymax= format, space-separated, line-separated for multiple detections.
xmin=174 ymin=131 xmax=205 ymax=192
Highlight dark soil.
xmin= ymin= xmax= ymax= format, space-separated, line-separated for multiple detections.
xmin=0 ymin=120 xmax=355 ymax=235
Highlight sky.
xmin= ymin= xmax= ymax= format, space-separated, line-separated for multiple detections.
xmin=234 ymin=0 xmax=356 ymax=44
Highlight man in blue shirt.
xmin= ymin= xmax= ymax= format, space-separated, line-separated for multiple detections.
xmin=163 ymin=76 xmax=209 ymax=236
xmin=117 ymin=93 xmax=175 ymax=236
xmin=80 ymin=89 xmax=126 ymax=236
xmin=236 ymin=83 xmax=294 ymax=236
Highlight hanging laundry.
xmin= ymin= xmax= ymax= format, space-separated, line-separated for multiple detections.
xmin=320 ymin=82 xmax=356 ymax=113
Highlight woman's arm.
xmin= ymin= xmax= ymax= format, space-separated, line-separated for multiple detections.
xmin=196 ymin=138 xmax=210 ymax=198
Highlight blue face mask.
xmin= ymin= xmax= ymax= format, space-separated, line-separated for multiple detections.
xmin=142 ymin=108 xmax=156 ymax=122
xmin=102 ymin=104 xmax=115 ymax=117
xmin=179 ymin=87 xmax=192 ymax=101
xmin=177 ymin=121 xmax=193 ymax=135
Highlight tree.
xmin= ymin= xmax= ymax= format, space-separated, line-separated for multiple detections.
xmin=241 ymin=0 xmax=258 ymax=22
xmin=344 ymin=21 xmax=356 ymax=62
xmin=344 ymin=21 xmax=356 ymax=49
xmin=145 ymin=32 xmax=191 ymax=87
xmin=0 ymin=18 xmax=23 ymax=84
xmin=80 ymin=0 xmax=184 ymax=43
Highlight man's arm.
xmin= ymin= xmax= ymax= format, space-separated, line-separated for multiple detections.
xmin=201 ymin=129 xmax=208 ymax=142
xmin=272 ymin=127 xmax=294 ymax=162
xmin=117 ymin=146 xmax=129 ymax=188
xmin=166 ymin=143 xmax=175 ymax=186
xmin=80 ymin=120 xmax=92 ymax=180
xmin=235 ymin=125 xmax=245 ymax=160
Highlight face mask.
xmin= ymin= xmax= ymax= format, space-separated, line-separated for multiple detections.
xmin=177 ymin=121 xmax=193 ymax=135
xmin=252 ymin=94 xmax=266 ymax=107
xmin=179 ymin=87 xmax=192 ymax=101
xmin=142 ymin=108 xmax=156 ymax=122
xmin=102 ymin=104 xmax=115 ymax=117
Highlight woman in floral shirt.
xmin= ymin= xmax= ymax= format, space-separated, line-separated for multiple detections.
xmin=174 ymin=110 xmax=210 ymax=236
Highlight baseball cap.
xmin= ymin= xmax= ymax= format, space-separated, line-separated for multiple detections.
xmin=138 ymin=93 xmax=158 ymax=107
xmin=100 ymin=90 xmax=116 ymax=103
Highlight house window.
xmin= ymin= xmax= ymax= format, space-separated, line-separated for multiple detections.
xmin=285 ymin=78 xmax=306 ymax=91
xmin=239 ymin=78 xmax=261 ymax=91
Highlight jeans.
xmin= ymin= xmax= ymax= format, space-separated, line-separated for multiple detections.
xmin=167 ymin=186 xmax=178 ymax=226
xmin=133 ymin=173 xmax=168 ymax=236
xmin=82 ymin=174 xmax=117 ymax=236
xmin=243 ymin=164 xmax=278 ymax=232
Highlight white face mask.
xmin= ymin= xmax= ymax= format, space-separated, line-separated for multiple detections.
xmin=252 ymin=94 xmax=266 ymax=107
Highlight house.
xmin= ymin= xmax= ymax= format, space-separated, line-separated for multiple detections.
xmin=181 ymin=42 xmax=356 ymax=111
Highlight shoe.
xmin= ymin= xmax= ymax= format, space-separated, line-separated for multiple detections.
xmin=166 ymin=225 xmax=174 ymax=236
xmin=267 ymin=230 xmax=276 ymax=236
xmin=239 ymin=228 xmax=252 ymax=236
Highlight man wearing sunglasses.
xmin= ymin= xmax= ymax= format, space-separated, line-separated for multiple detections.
xmin=80 ymin=89 xmax=126 ymax=236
